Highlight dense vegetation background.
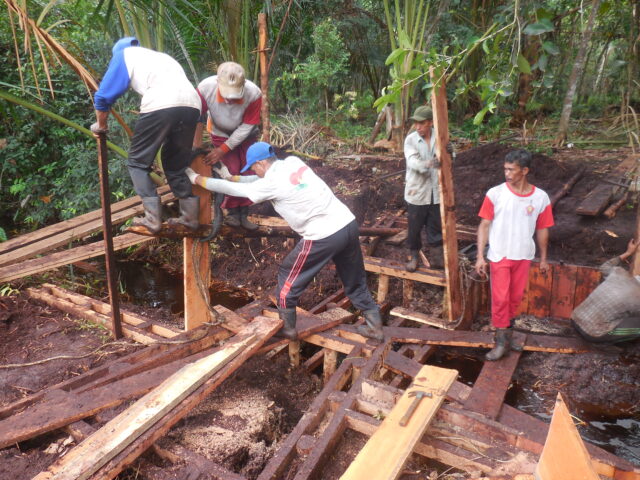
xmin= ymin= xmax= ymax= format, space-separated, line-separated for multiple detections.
xmin=1 ymin=0 xmax=638 ymax=236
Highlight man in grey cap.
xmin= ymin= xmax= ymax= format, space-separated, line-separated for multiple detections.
xmin=403 ymin=105 xmax=444 ymax=271
xmin=194 ymin=62 xmax=262 ymax=230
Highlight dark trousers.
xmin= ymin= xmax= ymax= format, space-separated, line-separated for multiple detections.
xmin=127 ymin=106 xmax=200 ymax=199
xmin=276 ymin=220 xmax=378 ymax=311
xmin=407 ymin=202 xmax=442 ymax=251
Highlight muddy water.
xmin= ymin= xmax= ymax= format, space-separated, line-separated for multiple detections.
xmin=117 ymin=261 xmax=253 ymax=314
xmin=513 ymin=382 xmax=640 ymax=464
xmin=428 ymin=347 xmax=640 ymax=464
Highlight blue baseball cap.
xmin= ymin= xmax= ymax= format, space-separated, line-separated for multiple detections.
xmin=242 ymin=142 xmax=276 ymax=173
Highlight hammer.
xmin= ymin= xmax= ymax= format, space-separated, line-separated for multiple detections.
xmin=398 ymin=390 xmax=432 ymax=427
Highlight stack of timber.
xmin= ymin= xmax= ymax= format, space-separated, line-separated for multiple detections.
xmin=3 ymin=289 xmax=639 ymax=479
xmin=0 ymin=185 xmax=175 ymax=283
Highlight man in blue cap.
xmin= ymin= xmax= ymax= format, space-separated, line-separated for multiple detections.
xmin=185 ymin=142 xmax=384 ymax=341
xmin=91 ymin=37 xmax=202 ymax=233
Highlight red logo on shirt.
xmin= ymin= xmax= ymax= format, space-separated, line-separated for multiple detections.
xmin=525 ymin=205 xmax=535 ymax=216
xmin=290 ymin=166 xmax=308 ymax=186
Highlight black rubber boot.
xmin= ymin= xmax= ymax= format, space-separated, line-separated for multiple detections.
xmin=429 ymin=245 xmax=444 ymax=269
xmin=506 ymin=326 xmax=522 ymax=351
xmin=276 ymin=308 xmax=298 ymax=340
xmin=239 ymin=206 xmax=259 ymax=231
xmin=405 ymin=250 xmax=419 ymax=272
xmin=356 ymin=309 xmax=385 ymax=341
xmin=167 ymin=196 xmax=200 ymax=231
xmin=132 ymin=197 xmax=162 ymax=234
xmin=485 ymin=328 xmax=509 ymax=361
xmin=225 ymin=207 xmax=242 ymax=227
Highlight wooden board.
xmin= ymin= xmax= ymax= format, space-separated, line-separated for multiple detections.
xmin=549 ymin=264 xmax=577 ymax=319
xmin=573 ymin=267 xmax=602 ymax=309
xmin=364 ymin=256 xmax=446 ymax=286
xmin=380 ymin=326 xmax=595 ymax=353
xmin=576 ymin=183 xmax=614 ymax=216
xmin=0 ymin=186 xmax=172 ymax=267
xmin=526 ymin=263 xmax=553 ymax=317
xmin=0 ymin=233 xmax=156 ymax=283
xmin=34 ymin=316 xmax=279 ymax=480
xmin=340 ymin=365 xmax=457 ymax=480
xmin=534 ymin=393 xmax=600 ymax=480
xmin=390 ymin=307 xmax=452 ymax=329
xmin=463 ymin=350 xmax=522 ymax=420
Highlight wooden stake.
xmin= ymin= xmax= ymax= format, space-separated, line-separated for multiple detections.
xmin=430 ymin=69 xmax=463 ymax=326
xmin=633 ymin=200 xmax=640 ymax=276
xmin=258 ymin=13 xmax=270 ymax=142
xmin=185 ymin=154 xmax=212 ymax=330
xmin=95 ymin=131 xmax=122 ymax=340
xmin=377 ymin=274 xmax=390 ymax=302
xmin=323 ymin=349 xmax=338 ymax=384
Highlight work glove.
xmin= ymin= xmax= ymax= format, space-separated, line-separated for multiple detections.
xmin=185 ymin=167 xmax=199 ymax=184
xmin=212 ymin=163 xmax=232 ymax=180
xmin=90 ymin=122 xmax=108 ymax=134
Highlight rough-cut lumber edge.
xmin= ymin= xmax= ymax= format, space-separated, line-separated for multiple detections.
xmin=390 ymin=307 xmax=453 ymax=329
xmin=257 ymin=307 xmax=356 ymax=355
xmin=383 ymin=348 xmax=640 ymax=479
xmin=463 ymin=350 xmax=522 ymax=420
xmin=340 ymin=365 xmax=457 ymax=480
xmin=0 ymin=233 xmax=156 ymax=283
xmin=0 ymin=186 xmax=172 ymax=265
xmin=0 ymin=324 xmax=225 ymax=420
xmin=364 ymin=256 xmax=446 ymax=286
xmin=534 ymin=393 xmax=600 ymax=480
xmin=431 ymin=71 xmax=463 ymax=325
xmin=382 ymin=325 xmax=595 ymax=353
xmin=34 ymin=316 xmax=280 ymax=480
xmin=256 ymin=348 xmax=363 ymax=480
xmin=26 ymin=287 xmax=162 ymax=345
xmin=291 ymin=342 xmax=389 ymax=480
xmin=35 ymin=283 xmax=181 ymax=338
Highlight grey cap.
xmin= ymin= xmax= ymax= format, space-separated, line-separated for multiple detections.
xmin=410 ymin=105 xmax=433 ymax=122
xmin=217 ymin=62 xmax=245 ymax=99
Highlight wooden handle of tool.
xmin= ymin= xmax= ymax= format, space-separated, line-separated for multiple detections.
xmin=398 ymin=397 xmax=421 ymax=427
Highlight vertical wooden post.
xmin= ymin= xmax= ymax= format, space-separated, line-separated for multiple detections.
xmin=288 ymin=341 xmax=301 ymax=367
xmin=258 ymin=13 xmax=270 ymax=143
xmin=323 ymin=349 xmax=338 ymax=384
xmin=96 ymin=132 xmax=122 ymax=339
xmin=430 ymin=69 xmax=464 ymax=327
xmin=184 ymin=155 xmax=212 ymax=330
xmin=633 ymin=201 xmax=640 ymax=276
xmin=377 ymin=274 xmax=389 ymax=302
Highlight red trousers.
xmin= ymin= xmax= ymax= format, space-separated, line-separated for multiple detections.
xmin=489 ymin=258 xmax=531 ymax=328
xmin=211 ymin=135 xmax=255 ymax=209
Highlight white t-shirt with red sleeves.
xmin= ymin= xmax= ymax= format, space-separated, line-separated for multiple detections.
xmin=478 ymin=182 xmax=554 ymax=262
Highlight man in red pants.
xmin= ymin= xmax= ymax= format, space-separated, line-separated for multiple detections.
xmin=194 ymin=62 xmax=262 ymax=230
xmin=475 ymin=150 xmax=554 ymax=361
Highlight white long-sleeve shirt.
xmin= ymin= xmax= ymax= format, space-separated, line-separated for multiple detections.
xmin=403 ymin=130 xmax=439 ymax=205
xmin=201 ymin=156 xmax=354 ymax=240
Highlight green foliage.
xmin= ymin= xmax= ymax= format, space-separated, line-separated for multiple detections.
xmin=292 ymin=19 xmax=350 ymax=108
xmin=0 ymin=284 xmax=19 ymax=296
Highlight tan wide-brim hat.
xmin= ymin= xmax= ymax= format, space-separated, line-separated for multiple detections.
xmin=217 ymin=62 xmax=245 ymax=99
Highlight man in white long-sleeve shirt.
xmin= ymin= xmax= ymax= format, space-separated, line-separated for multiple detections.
xmin=403 ymin=105 xmax=443 ymax=271
xmin=185 ymin=142 xmax=383 ymax=342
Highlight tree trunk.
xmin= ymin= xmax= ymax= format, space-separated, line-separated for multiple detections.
xmin=555 ymin=0 xmax=602 ymax=146
xmin=258 ymin=13 xmax=270 ymax=143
